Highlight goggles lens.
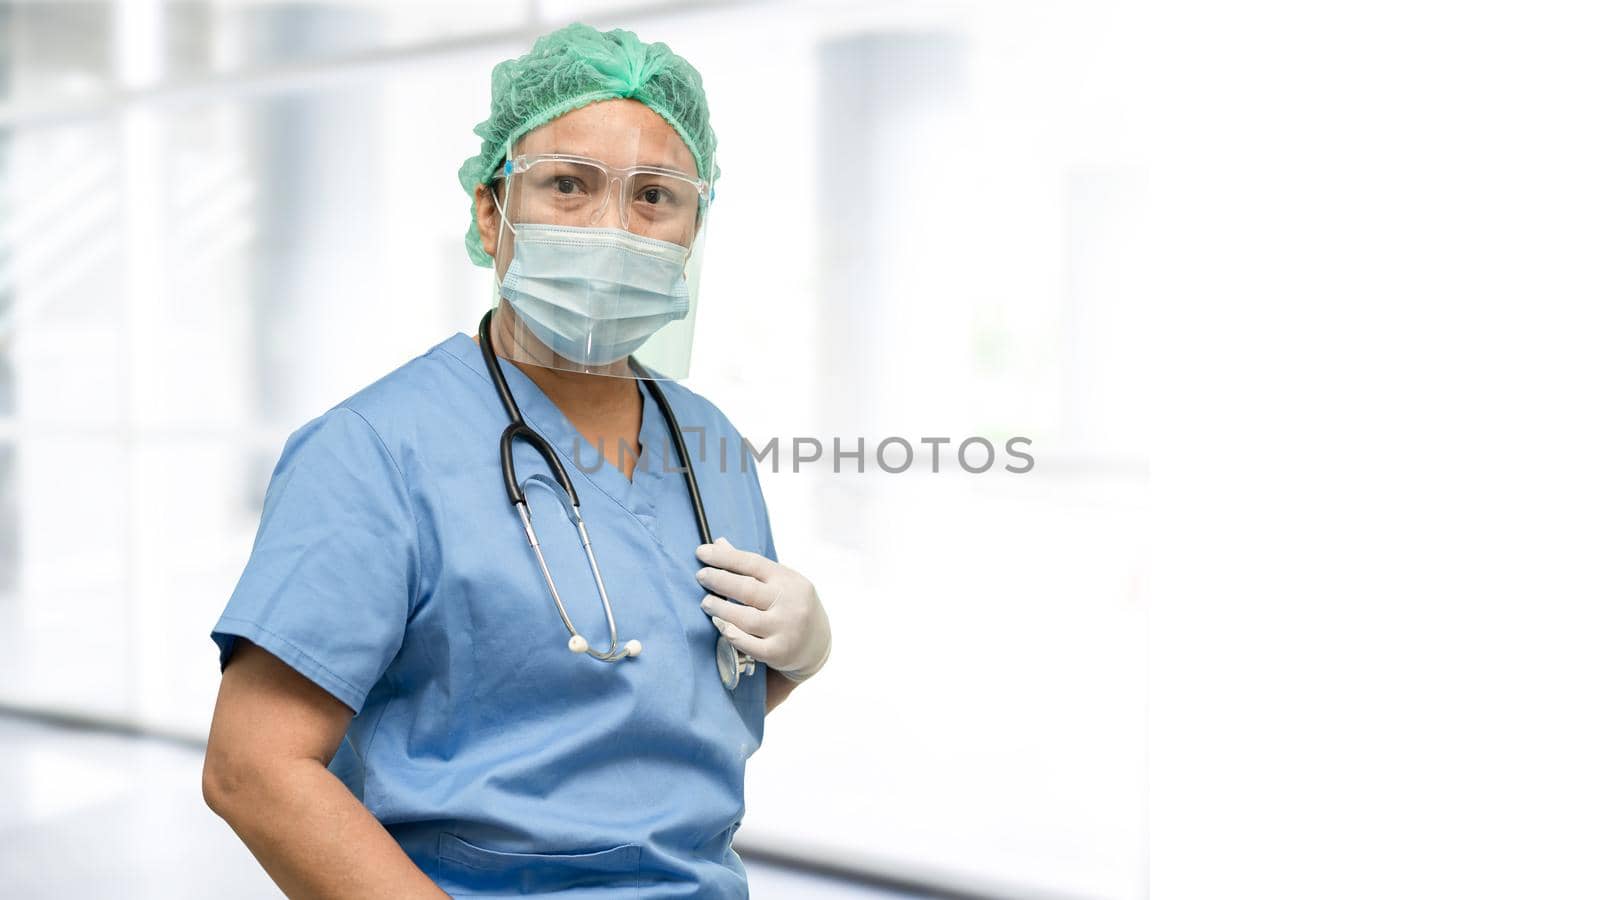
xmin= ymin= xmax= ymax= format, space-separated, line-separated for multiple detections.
xmin=503 ymin=155 xmax=704 ymax=239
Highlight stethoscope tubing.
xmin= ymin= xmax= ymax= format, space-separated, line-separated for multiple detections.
xmin=477 ymin=309 xmax=706 ymax=532
xmin=476 ymin=309 xmax=755 ymax=686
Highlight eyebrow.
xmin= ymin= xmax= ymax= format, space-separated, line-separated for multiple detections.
xmin=540 ymin=150 xmax=693 ymax=173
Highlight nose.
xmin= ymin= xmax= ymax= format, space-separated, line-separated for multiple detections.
xmin=589 ymin=177 xmax=628 ymax=230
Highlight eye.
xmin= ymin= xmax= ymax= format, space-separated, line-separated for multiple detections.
xmin=640 ymin=185 xmax=670 ymax=205
xmin=555 ymin=176 xmax=581 ymax=195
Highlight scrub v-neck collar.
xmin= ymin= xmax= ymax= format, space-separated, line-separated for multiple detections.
xmin=441 ymin=331 xmax=669 ymax=529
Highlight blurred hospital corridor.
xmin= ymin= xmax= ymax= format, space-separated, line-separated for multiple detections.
xmin=0 ymin=1 xmax=1148 ymax=898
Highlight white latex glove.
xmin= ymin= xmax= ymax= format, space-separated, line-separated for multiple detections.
xmin=695 ymin=537 xmax=832 ymax=683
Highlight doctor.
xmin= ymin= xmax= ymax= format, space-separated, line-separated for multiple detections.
xmin=201 ymin=23 xmax=831 ymax=899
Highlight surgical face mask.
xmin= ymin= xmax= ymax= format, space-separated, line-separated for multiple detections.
xmin=497 ymin=222 xmax=692 ymax=367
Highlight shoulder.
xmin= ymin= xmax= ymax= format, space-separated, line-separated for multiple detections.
xmin=650 ymin=378 xmax=767 ymax=463
xmin=655 ymin=380 xmax=780 ymax=557
xmin=285 ymin=334 xmax=476 ymax=461
xmin=652 ymin=379 xmax=776 ymax=492
xmin=338 ymin=335 xmax=471 ymax=427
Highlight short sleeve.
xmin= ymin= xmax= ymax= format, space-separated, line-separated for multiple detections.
xmin=211 ymin=405 xmax=419 ymax=713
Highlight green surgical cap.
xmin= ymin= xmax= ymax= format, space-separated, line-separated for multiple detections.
xmin=458 ymin=23 xmax=721 ymax=267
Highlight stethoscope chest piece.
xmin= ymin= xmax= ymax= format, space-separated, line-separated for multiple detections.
xmin=716 ymin=635 xmax=756 ymax=691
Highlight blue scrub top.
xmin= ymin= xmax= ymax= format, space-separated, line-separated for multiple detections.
xmin=211 ymin=332 xmax=776 ymax=898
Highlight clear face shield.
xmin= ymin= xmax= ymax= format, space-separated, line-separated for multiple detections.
xmin=487 ymin=126 xmax=711 ymax=380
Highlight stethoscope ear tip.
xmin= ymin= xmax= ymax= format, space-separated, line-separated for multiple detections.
xmin=625 ymin=639 xmax=643 ymax=657
xmin=568 ymin=634 xmax=590 ymax=654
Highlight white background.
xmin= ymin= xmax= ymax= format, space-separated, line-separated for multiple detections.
xmin=1146 ymin=2 xmax=1600 ymax=898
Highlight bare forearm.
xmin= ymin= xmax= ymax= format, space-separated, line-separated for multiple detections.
xmin=210 ymin=759 xmax=447 ymax=900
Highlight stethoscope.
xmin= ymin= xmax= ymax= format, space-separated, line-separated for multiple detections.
xmin=476 ymin=309 xmax=758 ymax=691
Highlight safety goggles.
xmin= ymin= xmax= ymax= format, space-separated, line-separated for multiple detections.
xmin=493 ymin=153 xmax=710 ymax=239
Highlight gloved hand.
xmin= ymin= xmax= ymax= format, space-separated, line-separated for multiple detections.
xmin=695 ymin=537 xmax=832 ymax=683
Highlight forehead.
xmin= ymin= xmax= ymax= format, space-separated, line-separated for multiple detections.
xmin=513 ymin=98 xmax=696 ymax=174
